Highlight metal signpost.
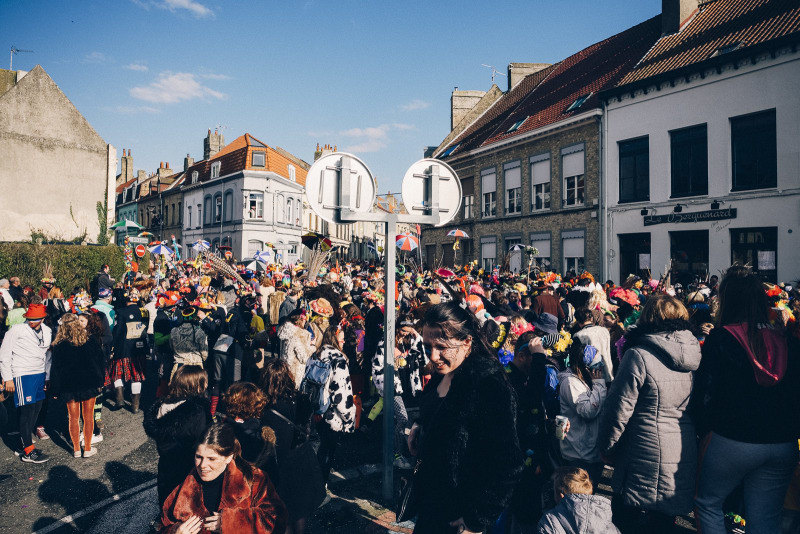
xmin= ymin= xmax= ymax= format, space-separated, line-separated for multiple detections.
xmin=305 ymin=153 xmax=461 ymax=502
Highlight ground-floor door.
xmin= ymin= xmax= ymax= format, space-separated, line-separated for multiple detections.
xmin=670 ymin=230 xmax=709 ymax=286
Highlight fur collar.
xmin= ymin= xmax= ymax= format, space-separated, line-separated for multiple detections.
xmin=623 ymin=319 xmax=695 ymax=354
xmin=169 ymin=460 xmax=252 ymax=518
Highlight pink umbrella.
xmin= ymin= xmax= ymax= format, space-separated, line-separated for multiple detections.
xmin=395 ymin=233 xmax=419 ymax=251
xmin=447 ymin=229 xmax=469 ymax=238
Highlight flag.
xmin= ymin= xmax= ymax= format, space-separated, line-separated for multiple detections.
xmin=416 ymin=224 xmax=421 ymax=235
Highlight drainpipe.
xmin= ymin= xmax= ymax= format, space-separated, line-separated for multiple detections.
xmin=598 ymin=101 xmax=607 ymax=281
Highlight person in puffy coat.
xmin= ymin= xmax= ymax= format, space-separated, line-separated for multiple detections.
xmin=277 ymin=310 xmax=314 ymax=389
xmin=598 ymin=295 xmax=700 ymax=534
xmin=537 ymin=466 xmax=620 ymax=534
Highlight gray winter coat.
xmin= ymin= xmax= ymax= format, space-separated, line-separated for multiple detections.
xmin=598 ymin=325 xmax=701 ymax=516
xmin=537 ymin=494 xmax=620 ymax=534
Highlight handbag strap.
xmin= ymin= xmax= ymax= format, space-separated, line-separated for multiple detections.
xmin=269 ymin=408 xmax=310 ymax=438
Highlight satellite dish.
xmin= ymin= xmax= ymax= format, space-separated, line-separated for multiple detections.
xmin=305 ymin=152 xmax=377 ymax=224
xmin=401 ymin=158 xmax=461 ymax=227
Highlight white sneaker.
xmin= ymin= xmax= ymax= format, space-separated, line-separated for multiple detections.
xmin=73 ymin=451 xmax=81 ymax=458
xmin=83 ymin=448 xmax=97 ymax=458
xmin=80 ymin=433 xmax=103 ymax=445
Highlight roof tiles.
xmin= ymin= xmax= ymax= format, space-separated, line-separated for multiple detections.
xmin=618 ymin=0 xmax=800 ymax=87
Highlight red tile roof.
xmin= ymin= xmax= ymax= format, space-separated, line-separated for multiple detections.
xmin=115 ymin=177 xmax=137 ymax=195
xmin=185 ymin=133 xmax=309 ymax=187
xmin=617 ymin=0 xmax=800 ymax=87
xmin=438 ymin=16 xmax=663 ymax=157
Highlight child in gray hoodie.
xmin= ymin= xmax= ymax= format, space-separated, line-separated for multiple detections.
xmin=537 ymin=467 xmax=619 ymax=534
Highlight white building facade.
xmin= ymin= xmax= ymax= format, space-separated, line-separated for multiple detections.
xmin=602 ymin=41 xmax=800 ymax=284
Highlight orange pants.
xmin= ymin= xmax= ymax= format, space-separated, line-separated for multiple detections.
xmin=66 ymin=398 xmax=96 ymax=453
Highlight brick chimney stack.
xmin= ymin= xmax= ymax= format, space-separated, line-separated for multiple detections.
xmin=184 ymin=153 xmax=194 ymax=171
xmin=507 ymin=63 xmax=551 ymax=91
xmin=662 ymin=0 xmax=699 ymax=35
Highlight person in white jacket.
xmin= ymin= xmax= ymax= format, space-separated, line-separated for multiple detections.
xmin=573 ymin=308 xmax=614 ymax=382
xmin=277 ymin=309 xmax=314 ymax=389
xmin=557 ymin=341 xmax=608 ymax=489
xmin=0 ymin=303 xmax=52 ymax=463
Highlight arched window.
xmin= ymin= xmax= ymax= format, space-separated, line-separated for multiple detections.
xmin=288 ymin=164 xmax=296 ymax=182
xmin=178 ymin=202 xmax=182 ymax=224
xmin=295 ymin=199 xmax=301 ymax=226
xmin=248 ymin=239 xmax=263 ymax=258
xmin=276 ymin=194 xmax=285 ymax=223
xmin=224 ymin=190 xmax=233 ymax=222
xmin=286 ymin=198 xmax=293 ymax=225
xmin=204 ymin=196 xmax=212 ymax=224
xmin=163 ymin=205 xmax=168 ymax=226
xmin=222 ymin=235 xmax=231 ymax=247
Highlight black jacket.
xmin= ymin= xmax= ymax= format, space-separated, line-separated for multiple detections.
xmin=415 ymin=353 xmax=523 ymax=532
xmin=143 ymin=396 xmax=212 ymax=505
xmin=112 ymin=304 xmax=150 ymax=360
xmin=50 ymin=338 xmax=105 ymax=396
xmin=695 ymin=325 xmax=800 ymax=444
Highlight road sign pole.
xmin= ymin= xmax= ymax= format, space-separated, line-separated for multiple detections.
xmin=382 ymin=214 xmax=397 ymax=502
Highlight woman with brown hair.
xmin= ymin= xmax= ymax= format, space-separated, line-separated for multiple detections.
xmin=599 ymin=294 xmax=701 ymax=533
xmin=259 ymin=358 xmax=321 ymax=534
xmin=144 ymin=365 xmax=212 ymax=506
xmin=220 ymin=382 xmax=270 ymax=466
xmin=694 ymin=266 xmax=800 ymax=534
xmin=157 ymin=421 xmax=287 ymax=534
xmin=50 ymin=313 xmax=106 ymax=458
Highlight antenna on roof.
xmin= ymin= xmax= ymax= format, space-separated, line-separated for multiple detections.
xmin=10 ymin=46 xmax=33 ymax=70
xmin=481 ymin=64 xmax=506 ymax=85
xmin=215 ymin=123 xmax=228 ymax=134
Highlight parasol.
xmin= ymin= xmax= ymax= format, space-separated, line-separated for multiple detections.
xmin=447 ymin=229 xmax=469 ymax=238
xmin=149 ymin=244 xmax=174 ymax=256
xmin=192 ymin=240 xmax=211 ymax=251
xmin=110 ymin=219 xmax=143 ymax=230
xmin=395 ymin=233 xmax=419 ymax=251
xmin=254 ymin=250 xmax=272 ymax=263
xmin=245 ymin=260 xmax=267 ymax=272
xmin=301 ymin=232 xmax=332 ymax=252
xmin=137 ymin=231 xmax=154 ymax=238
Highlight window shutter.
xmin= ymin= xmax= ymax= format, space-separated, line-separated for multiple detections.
xmin=481 ymin=168 xmax=497 ymax=194
xmin=504 ymin=162 xmax=521 ymax=189
xmin=531 ymin=158 xmax=550 ymax=185
xmin=530 ymin=235 xmax=551 ymax=257
xmin=562 ymin=237 xmax=584 ymax=258
xmin=562 ymin=151 xmax=584 ymax=177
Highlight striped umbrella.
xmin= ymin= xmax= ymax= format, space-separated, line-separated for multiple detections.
xmin=447 ymin=229 xmax=469 ymax=238
xmin=192 ymin=240 xmax=211 ymax=251
xmin=254 ymin=250 xmax=272 ymax=263
xmin=395 ymin=233 xmax=419 ymax=252
xmin=110 ymin=219 xmax=143 ymax=230
xmin=149 ymin=244 xmax=174 ymax=256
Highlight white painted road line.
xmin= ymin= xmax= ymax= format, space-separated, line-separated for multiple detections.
xmin=32 ymin=478 xmax=157 ymax=534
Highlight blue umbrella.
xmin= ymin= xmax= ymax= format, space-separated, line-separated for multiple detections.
xmin=192 ymin=240 xmax=210 ymax=251
xmin=149 ymin=244 xmax=174 ymax=256
xmin=254 ymin=250 xmax=272 ymax=263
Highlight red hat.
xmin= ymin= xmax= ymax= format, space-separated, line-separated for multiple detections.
xmin=24 ymin=303 xmax=47 ymax=320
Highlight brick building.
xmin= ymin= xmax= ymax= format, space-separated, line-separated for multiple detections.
xmin=425 ymin=17 xmax=662 ymax=277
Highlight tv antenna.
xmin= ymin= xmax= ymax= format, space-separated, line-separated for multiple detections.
xmin=481 ymin=64 xmax=506 ymax=85
xmin=10 ymin=46 xmax=33 ymax=70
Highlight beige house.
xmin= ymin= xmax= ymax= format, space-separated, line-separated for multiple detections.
xmin=0 ymin=65 xmax=116 ymax=243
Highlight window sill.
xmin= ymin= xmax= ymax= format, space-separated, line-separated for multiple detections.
xmin=530 ymin=207 xmax=552 ymax=213
xmin=618 ymin=199 xmax=650 ymax=205
xmin=504 ymin=212 xmax=523 ymax=218
xmin=561 ymin=203 xmax=585 ymax=210
xmin=669 ymin=193 xmax=708 ymax=200
xmin=730 ymin=186 xmax=777 ymax=194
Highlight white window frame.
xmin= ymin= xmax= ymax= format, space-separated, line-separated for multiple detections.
xmin=211 ymin=162 xmax=221 ymax=179
xmin=252 ymin=151 xmax=266 ymax=167
xmin=481 ymin=167 xmax=497 ymax=217
xmin=288 ymin=164 xmax=296 ymax=182
xmin=562 ymin=230 xmax=585 ymax=274
xmin=561 ymin=145 xmax=585 ymax=207
xmin=530 ymin=154 xmax=551 ymax=212
xmin=214 ymin=195 xmax=222 ymax=223
xmin=187 ymin=206 xmax=192 ymax=227
xmin=248 ymin=192 xmax=264 ymax=220
xmin=191 ymin=171 xmax=198 ymax=184
xmin=504 ymin=161 xmax=522 ymax=214
xmin=463 ymin=194 xmax=474 ymax=219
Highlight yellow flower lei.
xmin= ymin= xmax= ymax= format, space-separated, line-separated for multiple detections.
xmin=491 ymin=324 xmax=507 ymax=348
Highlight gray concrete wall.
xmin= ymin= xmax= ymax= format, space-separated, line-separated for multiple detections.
xmin=0 ymin=65 xmax=112 ymax=243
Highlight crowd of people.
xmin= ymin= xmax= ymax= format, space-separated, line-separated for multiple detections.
xmin=2 ymin=256 xmax=800 ymax=534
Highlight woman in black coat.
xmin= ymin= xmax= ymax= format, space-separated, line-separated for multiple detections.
xmin=142 ymin=365 xmax=212 ymax=506
xmin=50 ymin=313 xmax=106 ymax=458
xmin=407 ymin=302 xmax=523 ymax=534
xmin=258 ymin=358 xmax=320 ymax=534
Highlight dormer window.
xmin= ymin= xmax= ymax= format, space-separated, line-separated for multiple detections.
xmin=712 ymin=41 xmax=741 ymax=57
xmin=288 ymin=164 xmax=296 ymax=181
xmin=252 ymin=151 xmax=266 ymax=167
xmin=566 ymin=93 xmax=593 ymax=113
xmin=442 ymin=143 xmax=460 ymax=158
xmin=191 ymin=171 xmax=199 ymax=184
xmin=211 ymin=162 xmax=221 ymax=179
xmin=507 ymin=117 xmax=527 ymax=133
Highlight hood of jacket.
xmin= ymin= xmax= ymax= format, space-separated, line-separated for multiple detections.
xmin=143 ymin=395 xmax=211 ymax=445
xmin=624 ymin=319 xmax=701 ymax=373
xmin=723 ymin=323 xmax=788 ymax=386
xmin=547 ymin=493 xmax=616 ymax=534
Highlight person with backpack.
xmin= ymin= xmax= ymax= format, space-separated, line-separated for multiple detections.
xmin=300 ymin=324 xmax=355 ymax=483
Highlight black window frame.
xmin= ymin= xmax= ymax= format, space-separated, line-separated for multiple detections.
xmin=618 ymin=136 xmax=650 ymax=203
xmin=731 ymin=109 xmax=777 ymax=192
xmin=670 ymin=123 xmax=708 ymax=198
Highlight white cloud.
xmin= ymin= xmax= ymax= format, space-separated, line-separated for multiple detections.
xmin=83 ymin=52 xmax=108 ymax=64
xmin=198 ymin=72 xmax=230 ymax=80
xmin=401 ymin=99 xmax=430 ymax=111
xmin=106 ymin=105 xmax=160 ymax=114
xmin=125 ymin=63 xmax=148 ymax=72
xmin=130 ymin=72 xmax=226 ymax=104
xmin=340 ymin=123 xmax=415 ymax=153
xmin=162 ymin=0 xmax=213 ymax=17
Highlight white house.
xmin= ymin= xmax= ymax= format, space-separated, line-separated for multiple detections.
xmin=601 ymin=0 xmax=800 ymax=284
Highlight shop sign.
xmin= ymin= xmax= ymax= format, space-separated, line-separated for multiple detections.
xmin=643 ymin=208 xmax=737 ymax=226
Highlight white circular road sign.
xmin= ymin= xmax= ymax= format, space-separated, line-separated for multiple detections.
xmin=400 ymin=158 xmax=461 ymax=227
xmin=305 ymin=152 xmax=377 ymax=224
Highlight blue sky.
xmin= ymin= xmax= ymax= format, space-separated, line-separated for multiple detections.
xmin=1 ymin=0 xmax=661 ymax=192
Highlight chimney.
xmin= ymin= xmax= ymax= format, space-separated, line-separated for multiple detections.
xmin=662 ymin=0 xmax=699 ymax=35
xmin=123 ymin=148 xmax=133 ymax=181
xmin=137 ymin=170 xmax=147 ymax=182
xmin=184 ymin=153 xmax=194 ymax=171
xmin=204 ymin=128 xmax=225 ymax=160
xmin=451 ymin=89 xmax=486 ymax=130
xmin=507 ymin=63 xmax=552 ymax=91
